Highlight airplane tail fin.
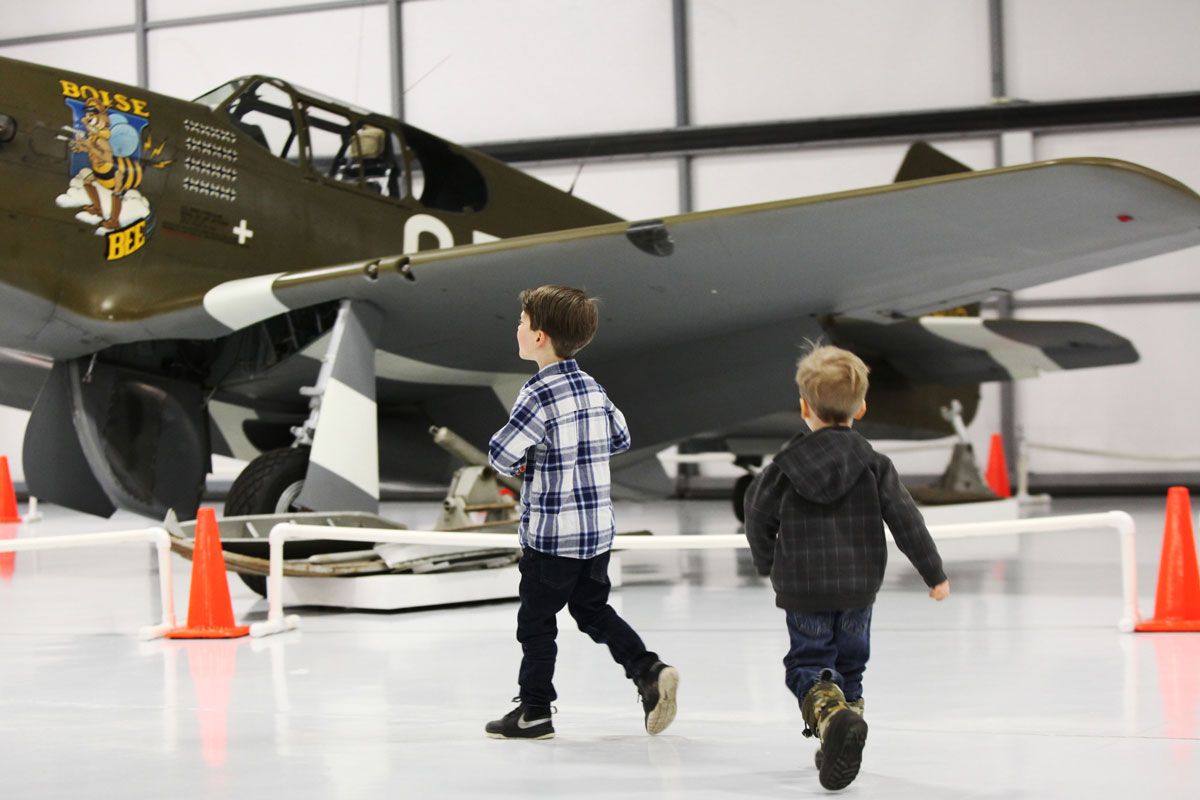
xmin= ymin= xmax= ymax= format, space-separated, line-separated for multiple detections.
xmin=893 ymin=141 xmax=973 ymax=183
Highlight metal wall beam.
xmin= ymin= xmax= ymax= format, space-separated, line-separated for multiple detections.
xmin=473 ymin=92 xmax=1200 ymax=164
xmin=134 ymin=0 xmax=149 ymax=88
xmin=389 ymin=0 xmax=404 ymax=120
xmin=672 ymin=0 xmax=693 ymax=214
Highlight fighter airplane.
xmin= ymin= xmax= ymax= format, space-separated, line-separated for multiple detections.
xmin=2 ymin=55 xmax=1198 ymax=530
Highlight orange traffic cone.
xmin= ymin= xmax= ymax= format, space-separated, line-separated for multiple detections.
xmin=1135 ymin=487 xmax=1200 ymax=632
xmin=0 ymin=455 xmax=22 ymax=523
xmin=985 ymin=434 xmax=1012 ymax=498
xmin=0 ymin=522 xmax=16 ymax=581
xmin=166 ymin=508 xmax=250 ymax=639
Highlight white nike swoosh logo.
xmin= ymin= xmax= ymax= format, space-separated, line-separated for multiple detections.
xmin=517 ymin=714 xmax=550 ymax=729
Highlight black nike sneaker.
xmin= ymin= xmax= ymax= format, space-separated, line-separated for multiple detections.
xmin=485 ymin=700 xmax=555 ymax=740
xmin=635 ymin=660 xmax=679 ymax=735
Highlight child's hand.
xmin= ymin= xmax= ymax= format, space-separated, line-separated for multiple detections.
xmin=929 ymin=580 xmax=949 ymax=601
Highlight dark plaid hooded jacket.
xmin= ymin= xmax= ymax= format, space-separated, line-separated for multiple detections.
xmin=744 ymin=426 xmax=946 ymax=612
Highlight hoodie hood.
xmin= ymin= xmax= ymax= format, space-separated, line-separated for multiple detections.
xmin=774 ymin=427 xmax=876 ymax=504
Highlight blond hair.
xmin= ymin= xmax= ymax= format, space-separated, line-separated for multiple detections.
xmin=795 ymin=345 xmax=870 ymax=424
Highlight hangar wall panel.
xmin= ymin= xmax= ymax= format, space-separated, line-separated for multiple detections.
xmin=146 ymin=6 xmax=392 ymax=114
xmin=0 ymin=35 xmax=139 ymax=86
xmin=0 ymin=0 xmax=133 ymax=39
xmin=523 ymin=160 xmax=682 ymax=221
xmin=146 ymin=0 xmax=338 ymax=21
xmin=1005 ymin=0 xmax=1200 ymax=101
xmin=688 ymin=0 xmax=991 ymax=126
xmin=401 ymin=0 xmax=676 ymax=143
xmin=691 ymin=139 xmax=996 ymax=212
xmin=1013 ymin=303 xmax=1200 ymax=476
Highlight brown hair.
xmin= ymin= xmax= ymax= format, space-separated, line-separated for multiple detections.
xmin=520 ymin=285 xmax=598 ymax=359
xmin=795 ymin=344 xmax=870 ymax=424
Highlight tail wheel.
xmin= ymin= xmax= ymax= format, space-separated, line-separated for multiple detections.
xmin=225 ymin=446 xmax=311 ymax=595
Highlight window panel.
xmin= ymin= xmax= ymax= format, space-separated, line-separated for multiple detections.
xmin=0 ymin=34 xmax=139 ymax=86
xmin=147 ymin=6 xmax=391 ymax=115
xmin=402 ymin=0 xmax=675 ymax=144
xmin=1006 ymin=0 xmax=1200 ymax=101
xmin=0 ymin=0 xmax=133 ymax=40
xmin=690 ymin=0 xmax=992 ymax=126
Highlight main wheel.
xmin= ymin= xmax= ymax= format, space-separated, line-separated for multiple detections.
xmin=732 ymin=473 xmax=753 ymax=523
xmin=225 ymin=446 xmax=311 ymax=595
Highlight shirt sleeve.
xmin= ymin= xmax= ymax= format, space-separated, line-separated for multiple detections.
xmin=877 ymin=457 xmax=947 ymax=588
xmin=608 ymin=399 xmax=631 ymax=455
xmin=488 ymin=390 xmax=546 ymax=476
xmin=743 ymin=464 xmax=782 ymax=576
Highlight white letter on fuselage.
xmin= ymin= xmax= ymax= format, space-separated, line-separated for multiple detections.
xmin=403 ymin=213 xmax=455 ymax=253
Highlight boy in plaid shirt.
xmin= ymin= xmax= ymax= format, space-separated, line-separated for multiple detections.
xmin=485 ymin=285 xmax=678 ymax=740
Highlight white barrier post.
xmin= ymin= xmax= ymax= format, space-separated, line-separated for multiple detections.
xmin=920 ymin=510 xmax=1139 ymax=631
xmin=0 ymin=527 xmax=178 ymax=639
xmin=248 ymin=526 xmax=302 ymax=638
xmin=251 ymin=512 xmax=1141 ymax=637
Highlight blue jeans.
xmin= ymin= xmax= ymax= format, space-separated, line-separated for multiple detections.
xmin=516 ymin=547 xmax=656 ymax=706
xmin=783 ymin=606 xmax=872 ymax=704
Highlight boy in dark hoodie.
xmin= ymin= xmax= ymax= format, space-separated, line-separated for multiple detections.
xmin=744 ymin=345 xmax=949 ymax=791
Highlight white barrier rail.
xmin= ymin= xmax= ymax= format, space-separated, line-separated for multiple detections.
xmin=251 ymin=512 xmax=1140 ymax=637
xmin=0 ymin=527 xmax=178 ymax=639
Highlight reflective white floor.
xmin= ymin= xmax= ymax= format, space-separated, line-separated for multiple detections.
xmin=1 ymin=494 xmax=1198 ymax=798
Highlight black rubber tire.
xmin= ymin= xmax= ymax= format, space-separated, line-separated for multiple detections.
xmin=732 ymin=473 xmax=753 ymax=523
xmin=225 ymin=447 xmax=311 ymax=595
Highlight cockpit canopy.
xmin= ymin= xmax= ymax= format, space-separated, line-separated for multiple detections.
xmin=194 ymin=77 xmax=487 ymax=213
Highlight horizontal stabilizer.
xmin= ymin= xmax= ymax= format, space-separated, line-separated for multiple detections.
xmin=828 ymin=316 xmax=1138 ymax=385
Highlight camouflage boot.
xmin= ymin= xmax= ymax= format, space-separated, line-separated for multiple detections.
xmin=814 ymin=696 xmax=864 ymax=769
xmin=801 ymin=681 xmax=868 ymax=790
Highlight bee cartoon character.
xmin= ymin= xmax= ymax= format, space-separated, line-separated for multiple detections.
xmin=70 ymin=97 xmax=141 ymax=230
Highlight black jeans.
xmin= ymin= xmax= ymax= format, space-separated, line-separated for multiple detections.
xmin=516 ymin=547 xmax=656 ymax=706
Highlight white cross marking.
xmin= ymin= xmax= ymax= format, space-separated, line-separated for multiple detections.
xmin=233 ymin=219 xmax=254 ymax=245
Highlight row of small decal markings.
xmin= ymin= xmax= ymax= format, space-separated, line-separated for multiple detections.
xmin=183 ymin=119 xmax=237 ymax=144
xmin=184 ymin=157 xmax=237 ymax=182
xmin=184 ymin=137 xmax=237 ymax=161
xmin=182 ymin=176 xmax=237 ymax=202
xmin=183 ymin=118 xmax=239 ymax=202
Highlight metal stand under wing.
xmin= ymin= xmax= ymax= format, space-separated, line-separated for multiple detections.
xmin=164 ymin=509 xmax=527 ymax=611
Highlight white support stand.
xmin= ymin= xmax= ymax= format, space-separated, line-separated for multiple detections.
xmin=23 ymin=496 xmax=44 ymax=523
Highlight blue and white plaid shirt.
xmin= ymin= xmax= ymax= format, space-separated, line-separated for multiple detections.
xmin=488 ymin=359 xmax=631 ymax=559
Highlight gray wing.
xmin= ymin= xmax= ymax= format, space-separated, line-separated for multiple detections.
xmin=384 ymin=157 xmax=1200 ymax=369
